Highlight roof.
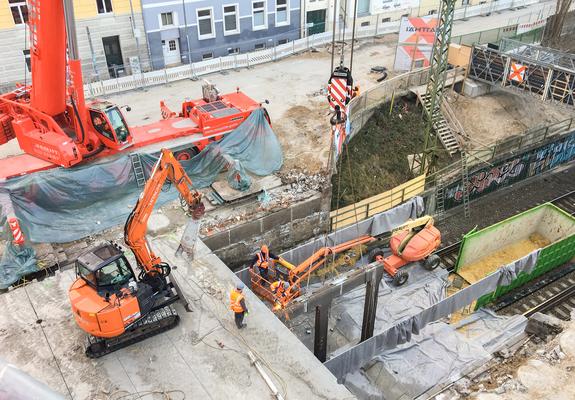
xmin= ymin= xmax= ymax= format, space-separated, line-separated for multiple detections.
xmin=76 ymin=243 xmax=124 ymax=271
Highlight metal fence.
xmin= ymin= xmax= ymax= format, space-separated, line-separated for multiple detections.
xmin=81 ymin=0 xmax=545 ymax=98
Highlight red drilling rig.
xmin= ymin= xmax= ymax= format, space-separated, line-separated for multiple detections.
xmin=0 ymin=0 xmax=268 ymax=181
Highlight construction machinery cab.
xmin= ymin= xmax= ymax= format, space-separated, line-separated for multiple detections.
xmin=75 ymin=243 xmax=136 ymax=292
xmin=88 ymin=101 xmax=133 ymax=150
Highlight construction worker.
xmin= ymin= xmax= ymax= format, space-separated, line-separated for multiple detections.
xmin=270 ymin=280 xmax=289 ymax=298
xmin=251 ymin=245 xmax=279 ymax=282
xmin=230 ymin=282 xmax=248 ymax=329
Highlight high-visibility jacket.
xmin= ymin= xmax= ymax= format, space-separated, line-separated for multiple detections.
xmin=256 ymin=251 xmax=270 ymax=270
xmin=270 ymin=281 xmax=288 ymax=296
xmin=230 ymin=290 xmax=245 ymax=313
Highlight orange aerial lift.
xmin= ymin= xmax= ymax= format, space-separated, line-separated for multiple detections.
xmin=68 ymin=149 xmax=204 ymax=358
xmin=251 ymin=216 xmax=442 ymax=309
xmin=369 ymin=216 xmax=442 ymax=286
xmin=250 ymin=236 xmax=375 ymax=309
xmin=0 ymin=0 xmax=267 ymax=180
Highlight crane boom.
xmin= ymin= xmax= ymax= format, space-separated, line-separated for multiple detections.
xmin=124 ymin=149 xmax=204 ymax=273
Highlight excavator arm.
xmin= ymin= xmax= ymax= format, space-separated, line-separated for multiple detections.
xmin=124 ymin=149 xmax=204 ymax=274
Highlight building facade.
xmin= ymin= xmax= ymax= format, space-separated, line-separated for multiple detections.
xmin=0 ymin=0 xmax=149 ymax=92
xmin=141 ymin=0 xmax=301 ymax=68
xmin=338 ymin=0 xmax=504 ymax=31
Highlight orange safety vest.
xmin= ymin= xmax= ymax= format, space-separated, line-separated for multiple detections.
xmin=230 ymin=290 xmax=245 ymax=313
xmin=256 ymin=251 xmax=270 ymax=270
xmin=270 ymin=281 xmax=287 ymax=296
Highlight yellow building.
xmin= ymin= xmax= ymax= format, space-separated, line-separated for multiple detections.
xmin=0 ymin=0 xmax=149 ymax=90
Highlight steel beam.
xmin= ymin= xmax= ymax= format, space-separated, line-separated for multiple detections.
xmin=314 ymin=300 xmax=331 ymax=362
xmin=360 ymin=267 xmax=384 ymax=342
xmin=281 ymin=262 xmax=384 ymax=320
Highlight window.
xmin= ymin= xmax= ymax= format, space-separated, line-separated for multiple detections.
xmin=275 ymin=0 xmax=289 ymax=26
xmin=381 ymin=17 xmax=390 ymax=23
xmin=255 ymin=43 xmax=265 ymax=50
xmin=228 ymin=47 xmax=240 ymax=54
xmin=96 ymin=0 xmax=113 ymax=14
xmin=252 ymin=1 xmax=267 ymax=30
xmin=168 ymin=40 xmax=177 ymax=51
xmin=361 ymin=21 xmax=370 ymax=27
xmin=9 ymin=0 xmax=28 ymax=25
xmin=97 ymin=258 xmax=133 ymax=287
xmin=462 ymin=0 xmax=470 ymax=5
xmin=223 ymin=4 xmax=239 ymax=35
xmin=23 ymin=49 xmax=31 ymax=72
xmin=202 ymin=52 xmax=214 ymax=60
xmin=161 ymin=12 xmax=174 ymax=26
xmin=428 ymin=9 xmax=437 ymax=15
xmin=401 ymin=13 xmax=409 ymax=18
xmin=357 ymin=0 xmax=370 ymax=15
xmin=197 ymin=8 xmax=215 ymax=39
xmin=278 ymin=38 xmax=289 ymax=45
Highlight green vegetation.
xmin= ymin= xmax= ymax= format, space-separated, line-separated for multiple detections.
xmin=331 ymin=98 xmax=450 ymax=209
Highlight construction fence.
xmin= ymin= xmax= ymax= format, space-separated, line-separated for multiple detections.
xmin=80 ymin=0 xmax=547 ymax=98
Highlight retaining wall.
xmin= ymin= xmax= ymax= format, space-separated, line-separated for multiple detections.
xmin=201 ymin=192 xmax=330 ymax=269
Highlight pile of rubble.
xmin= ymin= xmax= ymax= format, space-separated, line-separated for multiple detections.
xmin=437 ymin=311 xmax=575 ymax=399
xmin=280 ymin=171 xmax=329 ymax=194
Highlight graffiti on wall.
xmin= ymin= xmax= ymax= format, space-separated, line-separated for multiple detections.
xmin=444 ymin=131 xmax=575 ymax=209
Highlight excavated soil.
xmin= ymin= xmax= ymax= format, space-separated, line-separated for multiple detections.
xmin=458 ymin=233 xmax=551 ymax=284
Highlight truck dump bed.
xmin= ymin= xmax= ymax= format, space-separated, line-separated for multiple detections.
xmin=455 ymin=203 xmax=575 ymax=308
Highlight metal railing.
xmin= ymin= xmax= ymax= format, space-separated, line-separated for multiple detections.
xmin=73 ymin=0 xmax=546 ymax=99
xmin=329 ymin=174 xmax=426 ymax=230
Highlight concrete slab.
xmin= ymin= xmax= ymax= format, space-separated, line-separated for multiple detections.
xmin=0 ymin=235 xmax=353 ymax=400
xmin=211 ymin=175 xmax=282 ymax=202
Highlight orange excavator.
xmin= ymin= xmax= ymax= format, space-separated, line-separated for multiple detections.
xmin=68 ymin=149 xmax=204 ymax=358
xmin=251 ymin=216 xmax=442 ymax=309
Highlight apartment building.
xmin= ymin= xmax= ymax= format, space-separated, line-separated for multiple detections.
xmin=141 ymin=0 xmax=301 ymax=68
xmin=0 ymin=0 xmax=149 ymax=91
xmin=338 ymin=0 xmax=502 ymax=29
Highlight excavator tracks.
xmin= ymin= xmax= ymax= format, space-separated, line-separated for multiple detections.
xmin=85 ymin=305 xmax=179 ymax=358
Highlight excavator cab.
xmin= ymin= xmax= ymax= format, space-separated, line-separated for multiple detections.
xmin=88 ymin=102 xmax=133 ymax=150
xmin=75 ymin=244 xmax=136 ymax=292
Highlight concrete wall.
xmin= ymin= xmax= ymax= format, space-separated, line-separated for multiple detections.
xmin=202 ymin=193 xmax=330 ymax=270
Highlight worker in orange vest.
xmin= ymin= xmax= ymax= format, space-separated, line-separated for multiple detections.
xmin=270 ymin=280 xmax=289 ymax=298
xmin=230 ymin=282 xmax=248 ymax=329
xmin=250 ymin=245 xmax=279 ymax=282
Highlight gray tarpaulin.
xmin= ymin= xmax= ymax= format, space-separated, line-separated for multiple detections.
xmin=0 ymin=243 xmax=37 ymax=290
xmin=281 ymin=196 xmax=424 ymax=266
xmin=0 ymin=109 xmax=282 ymax=243
xmin=324 ymin=249 xmax=540 ymax=381
xmin=345 ymin=310 xmax=527 ymax=400
xmin=234 ymin=196 xmax=424 ymax=284
xmin=290 ymin=263 xmax=449 ymax=353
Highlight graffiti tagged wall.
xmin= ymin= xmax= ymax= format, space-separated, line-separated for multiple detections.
xmin=444 ymin=130 xmax=575 ymax=209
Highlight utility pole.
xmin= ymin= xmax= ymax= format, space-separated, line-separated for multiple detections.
xmin=418 ymin=0 xmax=456 ymax=174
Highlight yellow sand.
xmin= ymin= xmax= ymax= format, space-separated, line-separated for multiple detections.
xmin=458 ymin=233 xmax=550 ymax=284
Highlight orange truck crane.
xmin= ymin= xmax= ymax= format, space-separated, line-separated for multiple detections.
xmin=251 ymin=216 xmax=442 ymax=309
xmin=68 ymin=149 xmax=204 ymax=358
xmin=0 ymin=0 xmax=267 ymax=180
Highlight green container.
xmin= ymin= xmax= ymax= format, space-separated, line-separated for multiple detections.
xmin=453 ymin=203 xmax=575 ymax=309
